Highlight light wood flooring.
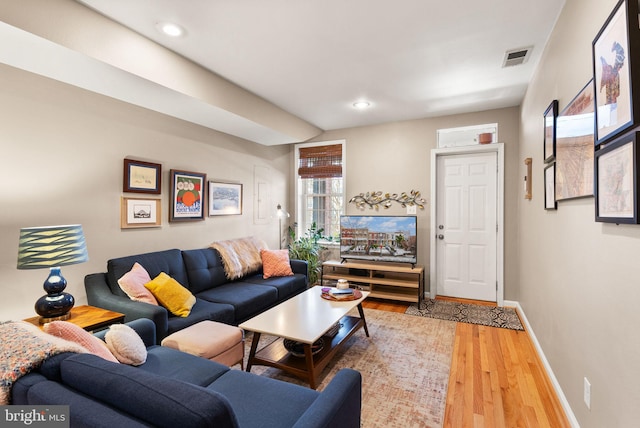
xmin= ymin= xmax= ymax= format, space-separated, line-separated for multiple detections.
xmin=362 ymin=297 xmax=570 ymax=428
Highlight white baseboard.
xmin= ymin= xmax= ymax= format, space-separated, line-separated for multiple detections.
xmin=506 ymin=300 xmax=580 ymax=428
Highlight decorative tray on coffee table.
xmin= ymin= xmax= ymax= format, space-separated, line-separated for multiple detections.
xmin=320 ymin=288 xmax=363 ymax=301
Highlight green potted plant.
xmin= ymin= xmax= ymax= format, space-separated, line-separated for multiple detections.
xmin=288 ymin=222 xmax=325 ymax=285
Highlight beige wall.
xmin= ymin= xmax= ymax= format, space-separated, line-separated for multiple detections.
xmin=312 ymin=106 xmax=521 ymax=299
xmin=0 ymin=64 xmax=291 ymax=321
xmin=520 ymin=0 xmax=640 ymax=426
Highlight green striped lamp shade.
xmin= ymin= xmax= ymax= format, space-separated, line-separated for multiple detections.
xmin=17 ymin=224 xmax=89 ymax=270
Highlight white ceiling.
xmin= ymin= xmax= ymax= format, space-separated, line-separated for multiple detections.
xmin=75 ymin=0 xmax=565 ymax=132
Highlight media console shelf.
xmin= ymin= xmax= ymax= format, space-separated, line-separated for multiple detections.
xmin=321 ymin=260 xmax=424 ymax=304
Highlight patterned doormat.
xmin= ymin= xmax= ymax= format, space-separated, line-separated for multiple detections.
xmin=405 ymin=299 xmax=524 ymax=331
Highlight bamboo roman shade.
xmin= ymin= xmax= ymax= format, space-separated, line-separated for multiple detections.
xmin=297 ymin=144 xmax=343 ymax=179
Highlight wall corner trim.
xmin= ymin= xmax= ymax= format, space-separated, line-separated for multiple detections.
xmin=509 ymin=300 xmax=580 ymax=427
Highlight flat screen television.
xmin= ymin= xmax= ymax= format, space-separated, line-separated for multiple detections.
xmin=340 ymin=215 xmax=417 ymax=265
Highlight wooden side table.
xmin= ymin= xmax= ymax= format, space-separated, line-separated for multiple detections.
xmin=23 ymin=305 xmax=125 ymax=332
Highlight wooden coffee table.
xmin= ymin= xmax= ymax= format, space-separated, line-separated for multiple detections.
xmin=239 ymin=286 xmax=369 ymax=389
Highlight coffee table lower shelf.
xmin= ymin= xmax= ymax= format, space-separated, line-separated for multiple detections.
xmin=245 ymin=314 xmax=368 ymax=389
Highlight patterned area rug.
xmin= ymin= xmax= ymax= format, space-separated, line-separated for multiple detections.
xmin=405 ymin=299 xmax=524 ymax=331
xmin=238 ymin=308 xmax=456 ymax=428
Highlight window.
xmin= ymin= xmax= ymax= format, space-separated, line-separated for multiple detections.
xmin=436 ymin=123 xmax=498 ymax=148
xmin=295 ymin=140 xmax=345 ymax=240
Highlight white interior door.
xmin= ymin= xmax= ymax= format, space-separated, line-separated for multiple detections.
xmin=435 ymin=151 xmax=498 ymax=301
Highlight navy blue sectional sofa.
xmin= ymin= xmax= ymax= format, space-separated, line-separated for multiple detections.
xmin=12 ymin=319 xmax=362 ymax=427
xmin=85 ymin=247 xmax=308 ymax=342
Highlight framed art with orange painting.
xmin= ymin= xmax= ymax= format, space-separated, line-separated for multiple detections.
xmin=169 ymin=169 xmax=206 ymax=222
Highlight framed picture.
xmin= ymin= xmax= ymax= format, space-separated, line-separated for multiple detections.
xmin=544 ymin=163 xmax=557 ymax=210
xmin=592 ymin=0 xmax=640 ymax=145
xmin=120 ymin=197 xmax=161 ymax=228
xmin=544 ymin=100 xmax=558 ymax=163
xmin=123 ymin=159 xmax=161 ymax=194
xmin=169 ymin=169 xmax=206 ymax=222
xmin=555 ymin=80 xmax=595 ymax=201
xmin=208 ymin=181 xmax=243 ymax=216
xmin=595 ymin=131 xmax=639 ymax=223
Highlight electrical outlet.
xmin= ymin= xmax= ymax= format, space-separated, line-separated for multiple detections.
xmin=407 ymin=205 xmax=417 ymax=214
xmin=584 ymin=377 xmax=591 ymax=410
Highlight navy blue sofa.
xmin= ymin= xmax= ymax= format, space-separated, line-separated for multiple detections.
xmin=85 ymin=247 xmax=308 ymax=342
xmin=11 ymin=319 xmax=362 ymax=428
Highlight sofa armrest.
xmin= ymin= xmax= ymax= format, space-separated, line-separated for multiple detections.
xmin=93 ymin=318 xmax=157 ymax=347
xmin=292 ymin=368 xmax=361 ymax=428
xmin=85 ymin=273 xmax=169 ymax=343
xmin=290 ymin=259 xmax=309 ymax=280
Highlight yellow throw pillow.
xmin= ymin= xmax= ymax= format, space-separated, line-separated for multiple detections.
xmin=144 ymin=272 xmax=196 ymax=317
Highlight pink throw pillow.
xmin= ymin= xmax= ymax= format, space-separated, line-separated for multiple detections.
xmin=117 ymin=262 xmax=158 ymax=305
xmin=261 ymin=249 xmax=294 ymax=279
xmin=44 ymin=321 xmax=119 ymax=363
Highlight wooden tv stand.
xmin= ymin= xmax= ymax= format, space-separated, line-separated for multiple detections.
xmin=321 ymin=260 xmax=424 ymax=304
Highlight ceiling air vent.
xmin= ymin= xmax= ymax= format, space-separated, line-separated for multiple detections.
xmin=502 ymin=47 xmax=533 ymax=67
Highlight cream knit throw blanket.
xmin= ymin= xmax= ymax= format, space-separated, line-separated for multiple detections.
xmin=0 ymin=321 xmax=87 ymax=404
xmin=210 ymin=237 xmax=266 ymax=280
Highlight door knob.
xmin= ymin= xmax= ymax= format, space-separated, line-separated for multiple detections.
xmin=438 ymin=234 xmax=444 ymax=240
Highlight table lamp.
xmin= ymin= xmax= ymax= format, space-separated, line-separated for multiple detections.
xmin=17 ymin=224 xmax=89 ymax=323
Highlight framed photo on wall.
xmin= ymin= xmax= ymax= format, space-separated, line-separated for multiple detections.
xmin=120 ymin=197 xmax=161 ymax=228
xmin=555 ymin=80 xmax=595 ymax=201
xmin=595 ymin=130 xmax=639 ymax=223
xmin=544 ymin=100 xmax=558 ymax=163
xmin=592 ymin=0 xmax=640 ymax=145
xmin=544 ymin=163 xmax=557 ymax=210
xmin=123 ymin=159 xmax=161 ymax=194
xmin=169 ymin=169 xmax=206 ymax=222
xmin=208 ymin=181 xmax=243 ymax=216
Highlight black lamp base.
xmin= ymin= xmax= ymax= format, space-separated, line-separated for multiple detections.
xmin=34 ymin=267 xmax=75 ymax=323
xmin=35 ymin=292 xmax=75 ymax=323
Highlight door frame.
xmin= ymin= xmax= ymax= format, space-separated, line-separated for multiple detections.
xmin=429 ymin=143 xmax=505 ymax=305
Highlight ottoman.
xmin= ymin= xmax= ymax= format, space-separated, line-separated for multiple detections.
xmin=161 ymin=321 xmax=244 ymax=368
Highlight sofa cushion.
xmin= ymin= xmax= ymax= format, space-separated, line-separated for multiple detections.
xmin=144 ymin=272 xmax=196 ymax=317
xmin=243 ymin=273 xmax=307 ymax=300
xmin=139 ymin=345 xmax=230 ymax=386
xmin=196 ymin=282 xmax=278 ymax=321
xmin=207 ymin=369 xmax=319 ymax=428
xmin=60 ymin=354 xmax=239 ymax=428
xmin=104 ymin=324 xmax=147 ymax=366
xmin=26 ymin=380 xmax=150 ymax=427
xmin=117 ymin=262 xmax=158 ymax=305
xmin=107 ymin=249 xmax=188 ymax=296
xmin=260 ymin=249 xmax=294 ymax=279
xmin=165 ymin=298 xmax=235 ymax=337
xmin=182 ymin=248 xmax=228 ymax=294
xmin=44 ymin=321 xmax=118 ymax=363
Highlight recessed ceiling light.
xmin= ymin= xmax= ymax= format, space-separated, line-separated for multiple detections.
xmin=156 ymin=22 xmax=185 ymax=37
xmin=353 ymin=101 xmax=371 ymax=109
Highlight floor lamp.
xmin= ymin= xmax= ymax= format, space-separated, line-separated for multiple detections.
xmin=276 ymin=204 xmax=290 ymax=249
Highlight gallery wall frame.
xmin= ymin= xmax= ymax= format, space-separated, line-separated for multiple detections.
xmin=592 ymin=0 xmax=640 ymax=146
xmin=555 ymin=80 xmax=595 ymax=201
xmin=544 ymin=162 xmax=557 ymax=210
xmin=120 ymin=197 xmax=161 ymax=229
xmin=169 ymin=169 xmax=206 ymax=222
xmin=208 ymin=181 xmax=243 ymax=216
xmin=123 ymin=159 xmax=161 ymax=194
xmin=595 ymin=130 xmax=640 ymax=223
xmin=544 ymin=100 xmax=558 ymax=163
